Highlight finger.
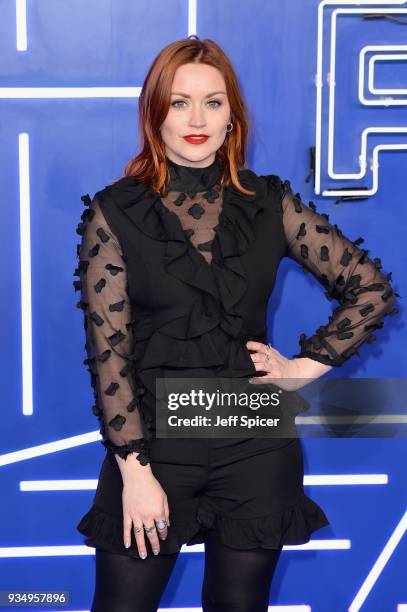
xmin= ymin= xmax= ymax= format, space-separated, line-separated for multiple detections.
xmin=266 ymin=345 xmax=281 ymax=359
xmin=253 ymin=362 xmax=282 ymax=380
xmin=157 ymin=524 xmax=167 ymax=540
xmin=156 ymin=505 xmax=168 ymax=540
xmin=253 ymin=360 xmax=270 ymax=372
xmin=250 ymin=352 xmax=269 ymax=364
xmin=133 ymin=522 xmax=148 ymax=559
xmin=246 ymin=340 xmax=264 ymax=352
xmin=144 ymin=521 xmax=161 ymax=555
xmin=123 ymin=512 xmax=133 ymax=549
xmin=156 ymin=514 xmax=168 ymax=541
xmin=164 ymin=497 xmax=170 ymax=527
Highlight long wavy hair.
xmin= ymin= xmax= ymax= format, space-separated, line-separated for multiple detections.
xmin=121 ymin=36 xmax=256 ymax=196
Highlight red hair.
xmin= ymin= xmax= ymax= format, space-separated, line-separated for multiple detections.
xmin=120 ymin=36 xmax=256 ymax=196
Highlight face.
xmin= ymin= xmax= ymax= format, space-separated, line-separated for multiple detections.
xmin=160 ymin=62 xmax=232 ymax=168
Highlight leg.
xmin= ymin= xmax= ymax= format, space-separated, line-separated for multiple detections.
xmin=201 ymin=530 xmax=282 ymax=612
xmin=91 ymin=548 xmax=180 ymax=612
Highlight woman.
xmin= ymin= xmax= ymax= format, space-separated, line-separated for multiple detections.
xmin=74 ymin=37 xmax=398 ymax=611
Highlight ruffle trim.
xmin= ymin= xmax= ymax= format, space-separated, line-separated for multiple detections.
xmin=102 ymin=438 xmax=151 ymax=465
xmin=190 ymin=493 xmax=330 ymax=550
xmin=76 ymin=504 xmax=205 ymax=557
xmin=99 ymin=171 xmax=271 ymax=410
xmin=76 ymin=493 xmax=329 ymax=556
xmin=105 ymin=168 xmax=267 ymax=340
xmin=164 ymin=155 xmax=223 ymax=197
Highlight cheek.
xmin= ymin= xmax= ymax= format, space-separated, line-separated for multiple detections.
xmin=214 ymin=111 xmax=230 ymax=131
xmin=213 ymin=117 xmax=229 ymax=142
xmin=161 ymin=114 xmax=180 ymax=136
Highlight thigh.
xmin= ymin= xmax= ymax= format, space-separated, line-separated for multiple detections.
xmin=91 ymin=547 xmax=179 ymax=612
xmin=89 ymin=447 xmax=209 ymax=557
xmin=201 ymin=531 xmax=282 ymax=612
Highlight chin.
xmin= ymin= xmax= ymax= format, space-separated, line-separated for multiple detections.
xmin=179 ymin=146 xmax=217 ymax=161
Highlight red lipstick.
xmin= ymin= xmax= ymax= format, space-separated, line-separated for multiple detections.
xmin=183 ymin=134 xmax=209 ymax=145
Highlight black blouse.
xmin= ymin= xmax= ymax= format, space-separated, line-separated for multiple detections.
xmin=73 ymin=156 xmax=399 ymax=465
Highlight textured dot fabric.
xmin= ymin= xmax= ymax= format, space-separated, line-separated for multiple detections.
xmin=74 ymin=157 xmax=399 ymax=466
xmin=75 ymin=194 xmax=150 ymax=465
xmin=160 ymin=184 xmax=222 ymax=265
xmin=279 ymin=180 xmax=399 ymax=366
xmin=74 ymin=156 xmax=399 ymax=556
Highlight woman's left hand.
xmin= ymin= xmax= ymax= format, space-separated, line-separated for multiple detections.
xmin=245 ymin=341 xmax=304 ymax=391
xmin=245 ymin=340 xmax=332 ymax=391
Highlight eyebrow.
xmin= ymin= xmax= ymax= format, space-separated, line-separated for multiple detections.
xmin=170 ymin=91 xmax=226 ymax=98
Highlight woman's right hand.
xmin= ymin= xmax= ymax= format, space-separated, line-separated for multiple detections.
xmin=116 ymin=454 xmax=171 ymax=559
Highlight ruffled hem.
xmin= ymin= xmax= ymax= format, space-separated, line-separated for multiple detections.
xmin=187 ymin=493 xmax=330 ymax=550
xmin=76 ymin=493 xmax=329 ymax=556
xmin=76 ymin=504 xmax=204 ymax=556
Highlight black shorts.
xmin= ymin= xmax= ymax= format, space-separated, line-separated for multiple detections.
xmin=76 ymin=437 xmax=330 ymax=557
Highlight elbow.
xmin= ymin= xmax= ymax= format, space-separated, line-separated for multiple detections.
xmin=364 ymin=285 xmax=400 ymax=342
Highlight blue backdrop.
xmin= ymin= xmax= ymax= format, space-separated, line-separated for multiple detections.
xmin=0 ymin=1 xmax=405 ymax=610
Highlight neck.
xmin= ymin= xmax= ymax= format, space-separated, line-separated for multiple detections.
xmin=164 ymin=154 xmax=222 ymax=198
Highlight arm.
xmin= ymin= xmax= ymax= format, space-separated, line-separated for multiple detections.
xmin=278 ymin=178 xmax=400 ymax=367
xmin=74 ymin=193 xmax=151 ymax=470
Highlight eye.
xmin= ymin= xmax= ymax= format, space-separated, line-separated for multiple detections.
xmin=170 ymin=99 xmax=223 ymax=109
xmin=207 ymin=100 xmax=222 ymax=108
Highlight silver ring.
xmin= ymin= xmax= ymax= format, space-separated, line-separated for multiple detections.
xmin=134 ymin=526 xmax=143 ymax=533
xmin=264 ymin=343 xmax=273 ymax=363
xmin=156 ymin=520 xmax=167 ymax=530
xmin=144 ymin=525 xmax=155 ymax=533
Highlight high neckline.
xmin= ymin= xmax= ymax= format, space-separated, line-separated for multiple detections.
xmin=165 ymin=155 xmax=223 ymax=198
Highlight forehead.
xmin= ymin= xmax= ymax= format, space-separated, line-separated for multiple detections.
xmin=171 ymin=63 xmax=226 ymax=93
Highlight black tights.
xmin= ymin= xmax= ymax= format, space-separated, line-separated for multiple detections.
xmin=201 ymin=532 xmax=282 ymax=611
xmin=91 ymin=531 xmax=282 ymax=612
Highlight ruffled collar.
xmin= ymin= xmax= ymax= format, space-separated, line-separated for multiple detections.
xmin=165 ymin=155 xmax=223 ymax=198
xmin=105 ymin=166 xmax=267 ymax=341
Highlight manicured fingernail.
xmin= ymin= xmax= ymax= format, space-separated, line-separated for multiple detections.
xmin=125 ymin=541 xmax=130 ymax=548
xmin=140 ymin=552 xmax=147 ymax=559
xmin=153 ymin=549 xmax=159 ymax=555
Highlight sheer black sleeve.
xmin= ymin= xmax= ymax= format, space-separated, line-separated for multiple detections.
xmin=277 ymin=177 xmax=400 ymax=367
xmin=73 ymin=193 xmax=150 ymax=465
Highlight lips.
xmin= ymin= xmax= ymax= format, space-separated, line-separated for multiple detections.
xmin=183 ymin=135 xmax=209 ymax=145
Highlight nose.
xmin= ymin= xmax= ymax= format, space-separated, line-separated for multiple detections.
xmin=188 ymin=104 xmax=206 ymax=128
